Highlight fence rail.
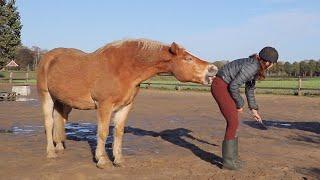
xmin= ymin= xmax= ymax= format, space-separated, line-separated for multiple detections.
xmin=140 ymin=75 xmax=320 ymax=96
xmin=0 ymin=71 xmax=34 ymax=84
xmin=1 ymin=71 xmax=319 ymax=95
xmin=140 ymin=82 xmax=319 ymax=91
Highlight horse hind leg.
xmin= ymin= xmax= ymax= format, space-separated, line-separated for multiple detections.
xmin=112 ymin=103 xmax=133 ymax=167
xmin=40 ymin=92 xmax=56 ymax=158
xmin=53 ymin=101 xmax=72 ymax=152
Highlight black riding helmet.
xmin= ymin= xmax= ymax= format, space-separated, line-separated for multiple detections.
xmin=259 ymin=47 xmax=279 ymax=63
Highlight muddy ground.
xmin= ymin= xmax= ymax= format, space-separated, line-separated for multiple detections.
xmin=0 ymin=85 xmax=319 ymax=179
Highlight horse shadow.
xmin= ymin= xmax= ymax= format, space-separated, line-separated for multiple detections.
xmin=295 ymin=167 xmax=320 ymax=179
xmin=124 ymin=126 xmax=222 ymax=167
xmin=65 ymin=123 xmax=222 ymax=167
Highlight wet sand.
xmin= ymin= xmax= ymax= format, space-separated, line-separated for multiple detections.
xmin=0 ymin=85 xmax=319 ymax=179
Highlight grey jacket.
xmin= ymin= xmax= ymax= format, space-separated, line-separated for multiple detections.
xmin=216 ymin=57 xmax=260 ymax=110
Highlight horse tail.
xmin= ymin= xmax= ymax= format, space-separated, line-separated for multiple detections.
xmin=36 ymin=52 xmax=56 ymax=94
xmin=53 ymin=103 xmax=70 ymax=144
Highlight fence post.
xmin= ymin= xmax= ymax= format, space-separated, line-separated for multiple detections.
xmin=25 ymin=71 xmax=29 ymax=83
xmin=297 ymin=76 xmax=302 ymax=96
xmin=175 ymin=83 xmax=181 ymax=91
xmin=9 ymin=71 xmax=13 ymax=84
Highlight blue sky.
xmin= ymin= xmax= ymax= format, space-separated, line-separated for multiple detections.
xmin=17 ymin=0 xmax=320 ymax=62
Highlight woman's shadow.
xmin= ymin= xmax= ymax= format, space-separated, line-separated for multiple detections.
xmin=65 ymin=123 xmax=222 ymax=168
xmin=242 ymin=120 xmax=320 ymax=134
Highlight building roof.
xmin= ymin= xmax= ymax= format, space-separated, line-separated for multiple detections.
xmin=6 ymin=60 xmax=19 ymax=67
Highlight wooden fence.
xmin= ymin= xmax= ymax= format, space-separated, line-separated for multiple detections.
xmin=140 ymin=74 xmax=320 ymax=96
xmin=1 ymin=71 xmax=319 ymax=96
xmin=0 ymin=71 xmax=34 ymax=84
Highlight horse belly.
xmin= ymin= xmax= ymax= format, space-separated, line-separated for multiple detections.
xmin=50 ymin=87 xmax=96 ymax=110
xmin=47 ymin=77 xmax=96 ymax=110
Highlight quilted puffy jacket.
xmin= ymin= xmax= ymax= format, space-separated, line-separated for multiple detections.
xmin=216 ymin=57 xmax=260 ymax=110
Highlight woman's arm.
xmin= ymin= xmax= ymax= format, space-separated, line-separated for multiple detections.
xmin=245 ymin=80 xmax=263 ymax=121
xmin=245 ymin=80 xmax=259 ymax=110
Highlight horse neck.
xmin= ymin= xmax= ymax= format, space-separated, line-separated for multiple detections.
xmin=128 ymin=60 xmax=170 ymax=85
xmin=118 ymin=52 xmax=171 ymax=85
xmin=100 ymin=44 xmax=172 ymax=86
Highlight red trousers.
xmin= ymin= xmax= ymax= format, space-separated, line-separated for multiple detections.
xmin=211 ymin=77 xmax=239 ymax=140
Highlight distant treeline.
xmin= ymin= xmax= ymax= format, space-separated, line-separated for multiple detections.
xmin=213 ymin=60 xmax=320 ymax=77
xmin=7 ymin=48 xmax=320 ymax=78
xmin=1 ymin=45 xmax=47 ymax=71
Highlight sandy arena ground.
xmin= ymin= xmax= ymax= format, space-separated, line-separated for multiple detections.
xmin=0 ymin=85 xmax=319 ymax=179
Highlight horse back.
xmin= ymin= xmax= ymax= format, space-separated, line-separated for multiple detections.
xmin=38 ymin=48 xmax=98 ymax=109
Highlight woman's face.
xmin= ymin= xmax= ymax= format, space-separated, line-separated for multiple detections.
xmin=265 ymin=62 xmax=274 ymax=70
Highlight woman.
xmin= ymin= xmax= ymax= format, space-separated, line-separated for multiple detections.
xmin=211 ymin=47 xmax=278 ymax=170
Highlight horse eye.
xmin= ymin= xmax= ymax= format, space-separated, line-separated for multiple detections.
xmin=186 ymin=56 xmax=193 ymax=61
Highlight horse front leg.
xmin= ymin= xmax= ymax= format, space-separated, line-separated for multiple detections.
xmin=95 ymin=101 xmax=113 ymax=169
xmin=112 ymin=103 xmax=133 ymax=167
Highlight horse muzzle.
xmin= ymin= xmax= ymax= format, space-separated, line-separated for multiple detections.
xmin=204 ymin=64 xmax=218 ymax=85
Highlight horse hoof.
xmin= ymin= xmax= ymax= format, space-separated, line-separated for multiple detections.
xmin=96 ymin=157 xmax=111 ymax=169
xmin=113 ymin=159 xmax=124 ymax=167
xmin=55 ymin=143 xmax=65 ymax=152
xmin=47 ymin=151 xmax=58 ymax=159
xmin=113 ymin=160 xmax=124 ymax=167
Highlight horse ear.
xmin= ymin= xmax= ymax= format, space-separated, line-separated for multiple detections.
xmin=169 ymin=42 xmax=182 ymax=55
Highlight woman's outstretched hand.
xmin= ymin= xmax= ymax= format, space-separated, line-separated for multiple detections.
xmin=251 ymin=109 xmax=262 ymax=122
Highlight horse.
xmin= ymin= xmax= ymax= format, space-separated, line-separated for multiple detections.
xmin=37 ymin=39 xmax=218 ymax=168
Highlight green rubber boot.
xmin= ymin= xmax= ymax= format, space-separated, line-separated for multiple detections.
xmin=235 ymin=137 xmax=245 ymax=167
xmin=222 ymin=139 xmax=241 ymax=170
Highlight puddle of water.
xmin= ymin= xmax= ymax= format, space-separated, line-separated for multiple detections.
xmin=5 ymin=122 xmax=113 ymax=145
xmin=5 ymin=123 xmax=107 ymax=143
xmin=269 ymin=122 xmax=292 ymax=127
xmin=10 ymin=125 xmax=43 ymax=134
xmin=4 ymin=122 xmax=136 ymax=153
xmin=65 ymin=123 xmax=113 ymax=145
xmin=66 ymin=132 xmax=76 ymax=135
xmin=15 ymin=97 xmax=38 ymax=102
xmin=243 ymin=120 xmax=320 ymax=135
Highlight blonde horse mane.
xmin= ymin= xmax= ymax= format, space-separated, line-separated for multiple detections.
xmin=95 ymin=38 xmax=167 ymax=53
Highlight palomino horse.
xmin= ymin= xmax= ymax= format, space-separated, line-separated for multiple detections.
xmin=37 ymin=39 xmax=218 ymax=168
